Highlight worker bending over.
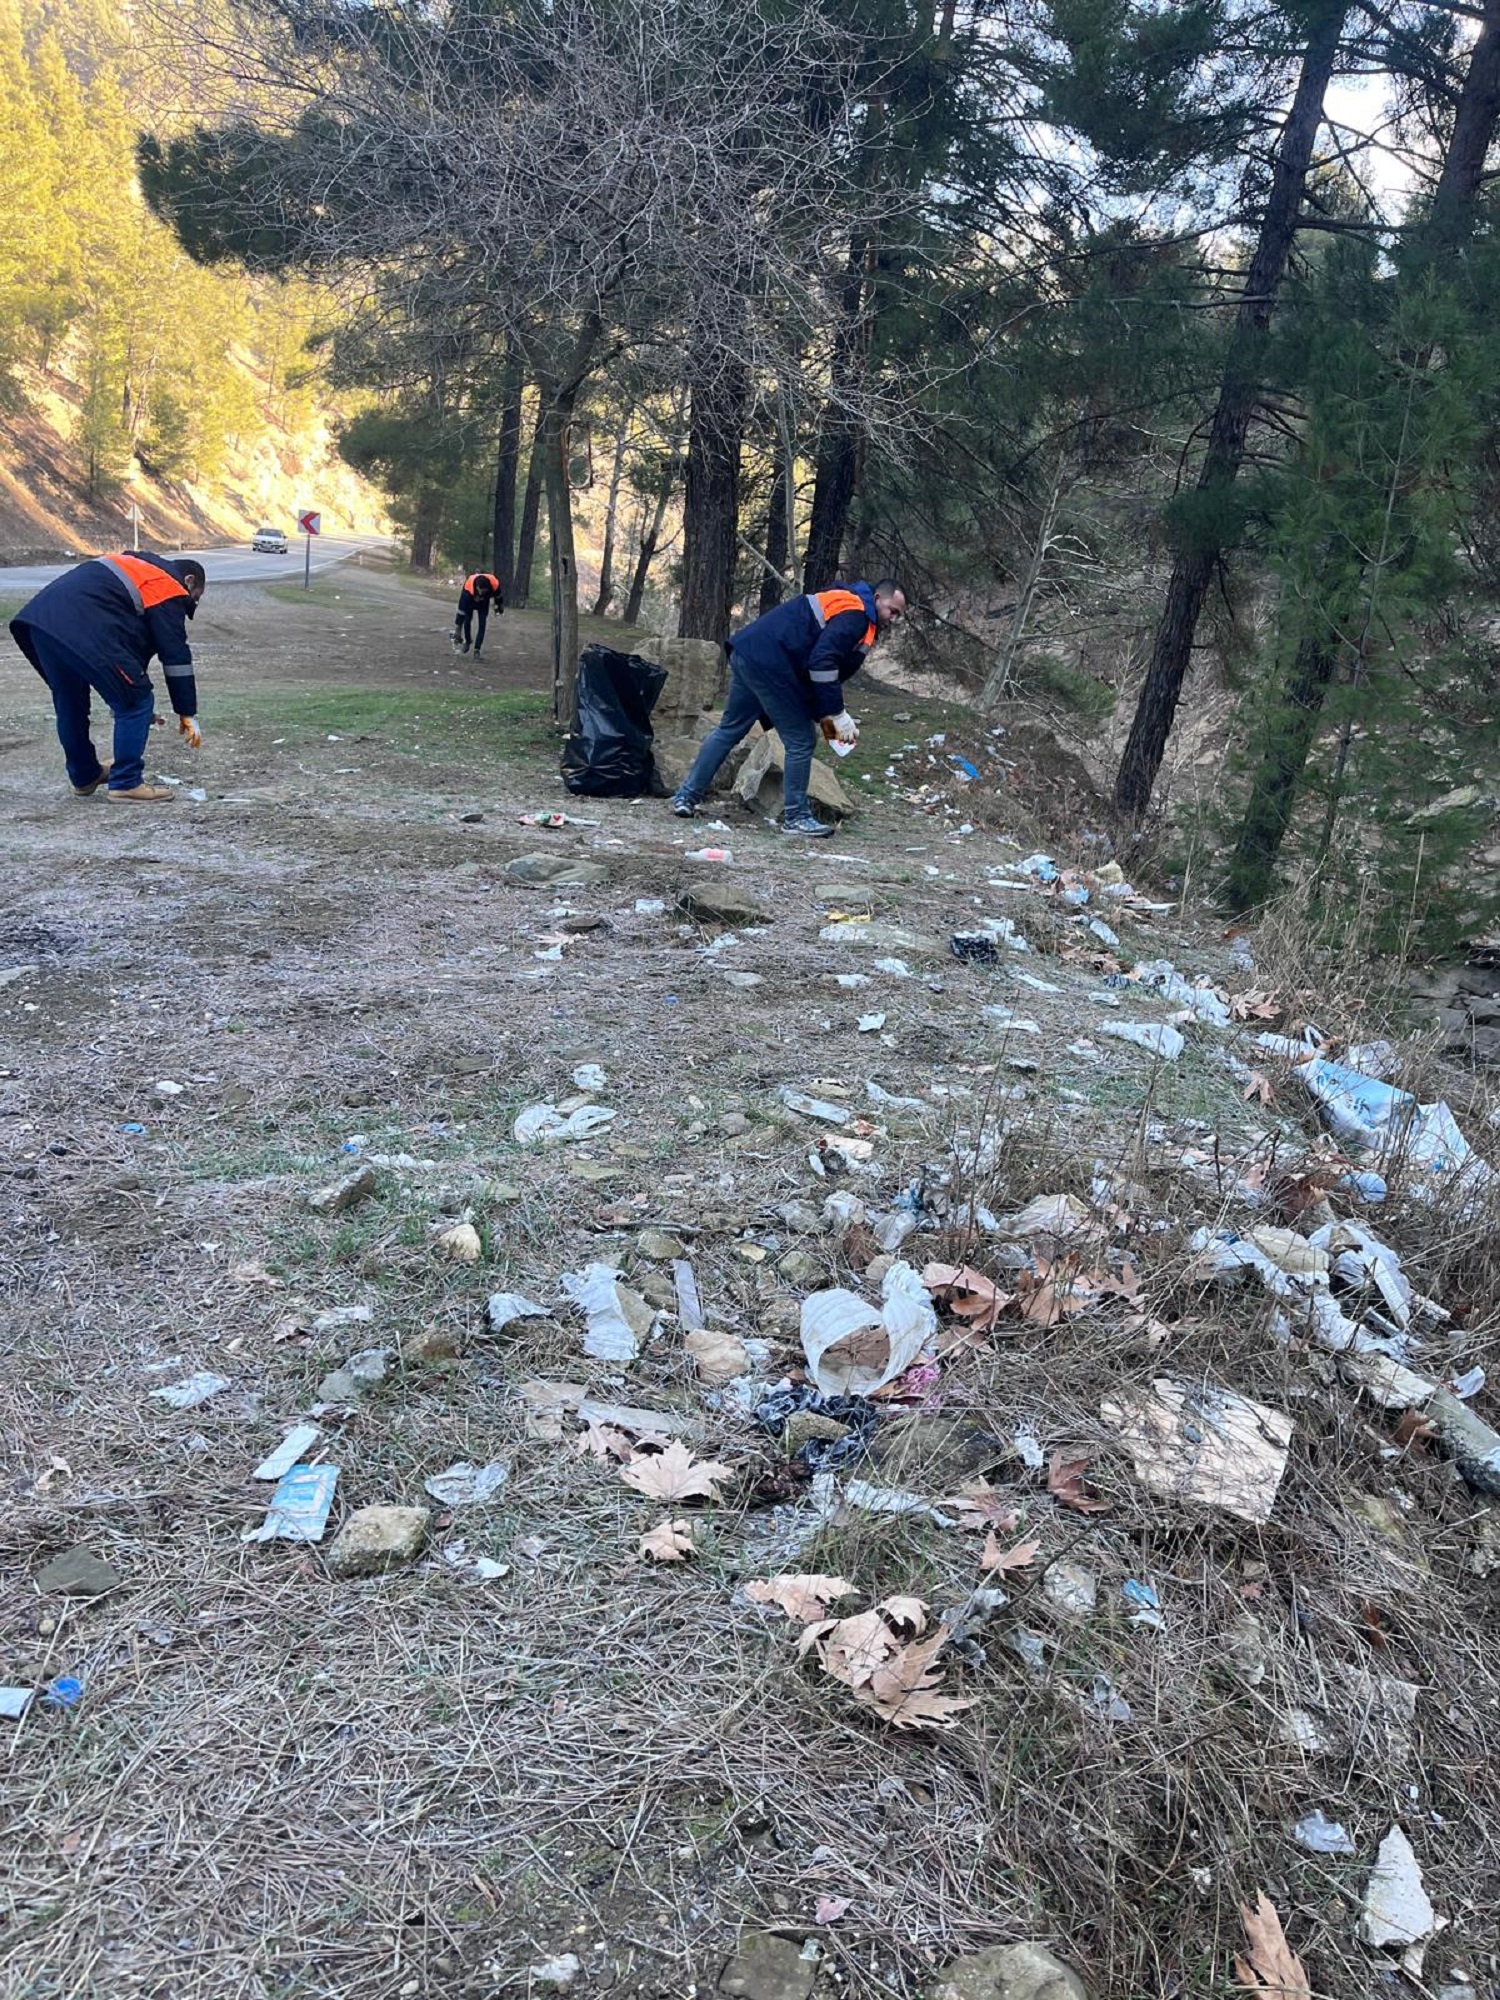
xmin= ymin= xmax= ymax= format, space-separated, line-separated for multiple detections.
xmin=672 ymin=579 xmax=906 ymax=838
xmin=9 ymin=550 xmax=205 ymax=804
xmin=453 ymin=570 xmax=503 ymax=658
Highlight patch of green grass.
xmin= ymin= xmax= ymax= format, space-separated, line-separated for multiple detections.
xmin=213 ymin=685 xmax=556 ymax=756
xmin=0 ymin=595 xmax=25 ymax=624
xmin=263 ymin=579 xmax=381 ymax=613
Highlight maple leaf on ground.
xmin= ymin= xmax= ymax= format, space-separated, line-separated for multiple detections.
xmin=876 ymin=1594 xmax=929 ymax=1633
xmin=980 ymin=1532 xmax=1040 ymax=1575
xmin=619 ymin=1439 xmax=733 ymax=1503
xmin=799 ymin=1609 xmax=900 ymax=1687
xmin=638 ymin=1518 xmax=697 ymax=1563
xmin=942 ymin=1481 xmax=1022 ymax=1533
xmin=575 ymin=1422 xmax=636 ymax=1462
xmin=1243 ymin=1071 xmax=1276 ymax=1108
xmin=1234 ymin=1892 xmax=1311 ymax=1997
xmin=1047 ymin=1451 xmax=1110 ymax=1515
xmin=1392 ymin=1409 xmax=1437 ymax=1451
xmin=921 ymin=1262 xmax=1012 ymax=1333
xmin=862 ymin=1625 xmax=975 ymax=1730
xmin=744 ymin=1574 xmax=857 ymax=1623
xmin=1230 ymin=990 xmax=1283 ymax=1023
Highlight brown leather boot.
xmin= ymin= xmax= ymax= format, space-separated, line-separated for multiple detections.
xmin=71 ymin=760 xmax=114 ymax=797
xmin=106 ymin=783 xmax=174 ymax=803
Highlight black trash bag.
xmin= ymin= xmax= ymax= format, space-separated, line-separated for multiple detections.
xmin=560 ymin=644 xmax=668 ymax=798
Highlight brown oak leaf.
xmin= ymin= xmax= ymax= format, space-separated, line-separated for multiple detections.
xmin=619 ymin=1439 xmax=733 ymax=1503
xmin=942 ymin=1481 xmax=1022 ymax=1533
xmin=1233 ymin=1891 xmax=1311 ymax=1997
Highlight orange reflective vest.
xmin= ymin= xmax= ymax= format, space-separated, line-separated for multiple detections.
xmin=95 ymin=551 xmax=191 ymax=614
xmin=464 ymin=572 xmax=500 ymax=596
xmin=807 ymin=587 xmax=875 ymax=651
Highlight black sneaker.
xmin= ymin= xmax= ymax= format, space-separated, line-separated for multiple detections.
xmin=781 ymin=811 xmax=834 ymax=839
xmin=461 ymin=639 xmax=471 ymax=655
xmin=671 ymin=792 xmax=698 ymax=818
xmin=473 ymin=648 xmax=483 ymax=660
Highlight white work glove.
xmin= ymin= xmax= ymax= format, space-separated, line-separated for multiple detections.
xmin=178 ymin=715 xmax=203 ymax=750
xmin=827 ymin=710 xmax=858 ymax=745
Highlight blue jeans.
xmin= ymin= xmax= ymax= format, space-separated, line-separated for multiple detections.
xmin=28 ymin=629 xmax=155 ymax=790
xmin=679 ymin=653 xmax=817 ymax=818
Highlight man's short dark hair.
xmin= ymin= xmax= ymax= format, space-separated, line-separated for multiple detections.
xmin=177 ymin=560 xmax=207 ymax=593
xmin=874 ymin=578 xmax=904 ymax=597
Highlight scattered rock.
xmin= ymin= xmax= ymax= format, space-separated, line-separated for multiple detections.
xmin=309 ymin=1166 xmax=378 ymax=1216
xmin=637 ymin=1228 xmax=686 ymax=1261
xmin=317 ymin=1346 xmax=392 ymax=1403
xmin=1041 ymin=1561 xmax=1097 ymax=1621
xmin=678 ymin=884 xmax=769 ymax=926
xmin=530 ymin=1954 xmax=582 ymax=1989
xmin=928 ymin=1942 xmax=1090 ymax=2000
xmin=403 ymin=1326 xmax=461 ymax=1364
xmin=720 ymin=1111 xmax=752 ymax=1137
xmin=437 ymin=1221 xmax=482 ymax=1262
xmin=638 ymin=1271 xmax=678 ymax=1310
xmin=34 ymin=1548 xmax=121 ymax=1598
xmin=718 ymin=1931 xmax=817 ymax=2000
xmin=776 ymin=1249 xmax=822 ymax=1286
xmin=1221 ymin=1611 xmax=1269 ymax=1688
xmin=735 ymin=730 xmax=853 ymax=822
xmin=718 ymin=969 xmax=765 ymax=990
xmin=784 ymin=1410 xmax=850 ymax=1454
xmin=818 ymin=920 xmax=944 ymax=957
xmin=777 ymin=1200 xmax=824 ymax=1235
xmin=815 ymin=882 xmax=876 ymax=904
xmin=327 ymin=1505 xmax=432 ymax=1578
xmin=504 ymin=853 xmax=608 ymax=888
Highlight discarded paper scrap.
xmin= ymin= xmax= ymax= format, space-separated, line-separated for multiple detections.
xmin=1102 ymin=1377 xmax=1292 ymax=1524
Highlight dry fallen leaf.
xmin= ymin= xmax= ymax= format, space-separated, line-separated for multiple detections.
xmin=574 ymin=1421 xmax=636 ymax=1462
xmin=744 ymin=1574 xmax=857 ymax=1623
xmin=1047 ymin=1451 xmax=1110 ymax=1516
xmin=1242 ymin=1071 xmax=1277 ymax=1108
xmin=980 ymin=1532 xmax=1040 ymax=1575
xmin=876 ymin=1594 xmax=929 ymax=1633
xmin=864 ymin=1625 xmax=975 ymax=1730
xmin=942 ymin=1481 xmax=1022 ymax=1533
xmin=619 ymin=1439 xmax=733 ymax=1503
xmin=683 ymin=1326 xmax=749 ymax=1388
xmin=799 ymin=1608 xmax=898 ymax=1687
xmin=638 ymin=1518 xmax=697 ymax=1563
xmin=231 ymin=1260 xmax=282 ymax=1289
xmin=1230 ymin=990 xmax=1283 ymax=1023
xmin=1234 ymin=1891 xmax=1311 ymax=1997
xmin=814 ymin=1896 xmax=851 ymax=1925
xmin=1392 ymin=1409 xmax=1437 ymax=1452
xmin=921 ymin=1262 xmax=1013 ymax=1333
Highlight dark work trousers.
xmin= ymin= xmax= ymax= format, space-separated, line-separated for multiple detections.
xmin=27 ymin=628 xmax=156 ymax=791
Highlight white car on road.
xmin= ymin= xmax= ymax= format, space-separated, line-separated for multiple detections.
xmin=252 ymin=526 xmax=289 ymax=554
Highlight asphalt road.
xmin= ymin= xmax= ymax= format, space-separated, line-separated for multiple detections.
xmin=0 ymin=536 xmax=395 ymax=595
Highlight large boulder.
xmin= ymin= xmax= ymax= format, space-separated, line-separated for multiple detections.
xmin=634 ymin=634 xmax=727 ymax=730
xmin=734 ymin=731 xmax=853 ymax=822
xmin=927 ymin=1942 xmax=1091 ymax=2000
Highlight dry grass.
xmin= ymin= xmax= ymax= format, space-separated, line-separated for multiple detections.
xmin=1 ymin=569 xmax=1497 ymax=1999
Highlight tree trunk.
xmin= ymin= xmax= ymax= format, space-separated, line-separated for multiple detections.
xmin=492 ymin=343 xmax=524 ymax=599
xmin=759 ymin=433 xmax=789 ymax=614
xmin=542 ymin=315 xmax=602 ymax=722
xmin=542 ymin=390 xmax=578 ymax=722
xmin=513 ymin=404 xmax=546 ymax=607
xmin=802 ymin=239 xmax=869 ymax=590
xmin=409 ymin=485 xmax=443 ymax=571
xmin=1112 ymin=0 xmax=1349 ymax=819
xmin=1223 ymin=4 xmax=1500 ymax=895
xmin=678 ymin=335 xmax=747 ymax=643
xmin=624 ymin=483 xmax=672 ymax=626
xmin=591 ymin=412 xmax=630 ymax=617
xmin=1426 ymin=0 xmax=1500 ymax=251
xmin=1223 ymin=630 xmax=1340 ymax=913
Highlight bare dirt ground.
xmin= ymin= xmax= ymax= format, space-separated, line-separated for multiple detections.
xmin=2 ymin=564 xmax=1497 ymax=2000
